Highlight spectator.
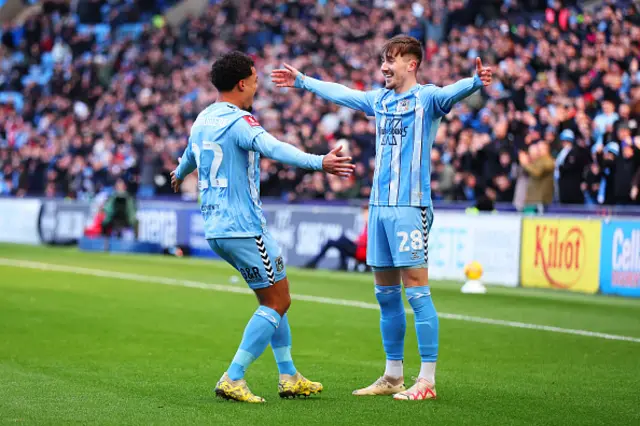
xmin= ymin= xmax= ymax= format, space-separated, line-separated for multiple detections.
xmin=0 ymin=0 xmax=639 ymax=209
xmin=611 ymin=135 xmax=640 ymax=205
xmin=455 ymin=173 xmax=484 ymax=202
xmin=465 ymin=194 xmax=496 ymax=214
xmin=520 ymin=142 xmax=555 ymax=213
xmin=556 ymin=129 xmax=589 ymax=204
xmin=488 ymin=173 xmax=515 ymax=203
xmin=582 ymin=162 xmax=602 ymax=206
xmin=595 ymin=142 xmax=620 ymax=205
xmin=431 ymin=149 xmax=455 ymax=201
xmin=593 ymin=100 xmax=620 ymax=147
xmin=632 ymin=168 xmax=640 ymax=204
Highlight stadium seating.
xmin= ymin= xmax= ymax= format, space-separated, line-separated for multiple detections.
xmin=1 ymin=0 xmax=639 ymax=208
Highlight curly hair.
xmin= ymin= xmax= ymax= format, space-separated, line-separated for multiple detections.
xmin=210 ymin=51 xmax=254 ymax=92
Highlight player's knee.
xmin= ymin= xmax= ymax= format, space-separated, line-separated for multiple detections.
xmin=269 ymin=295 xmax=290 ymax=317
xmin=280 ymin=292 xmax=292 ymax=312
xmin=401 ymin=267 xmax=429 ymax=288
xmin=261 ymin=293 xmax=290 ymax=316
xmin=256 ymin=277 xmax=291 ymax=316
xmin=404 ymin=276 xmax=425 ymax=288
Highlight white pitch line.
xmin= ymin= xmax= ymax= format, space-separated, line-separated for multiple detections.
xmin=1 ymin=258 xmax=639 ymax=344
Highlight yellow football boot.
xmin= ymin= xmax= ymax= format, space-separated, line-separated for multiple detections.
xmin=214 ymin=372 xmax=265 ymax=403
xmin=278 ymin=372 xmax=323 ymax=398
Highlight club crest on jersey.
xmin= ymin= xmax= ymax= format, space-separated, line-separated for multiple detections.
xmin=275 ymin=256 xmax=284 ymax=273
xmin=397 ymin=99 xmax=411 ymax=113
xmin=243 ymin=115 xmax=261 ymax=127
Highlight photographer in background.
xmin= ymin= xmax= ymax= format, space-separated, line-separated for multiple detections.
xmin=101 ymin=179 xmax=138 ymax=239
xmin=304 ymin=205 xmax=368 ymax=271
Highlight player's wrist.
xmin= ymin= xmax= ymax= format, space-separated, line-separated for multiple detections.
xmin=294 ymin=73 xmax=306 ymax=89
xmin=472 ymin=73 xmax=482 ymax=87
xmin=317 ymin=154 xmax=326 ymax=171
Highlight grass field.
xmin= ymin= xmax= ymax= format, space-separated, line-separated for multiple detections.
xmin=1 ymin=243 xmax=639 ymax=425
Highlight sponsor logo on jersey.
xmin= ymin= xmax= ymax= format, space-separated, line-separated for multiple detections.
xmin=240 ymin=266 xmax=263 ymax=283
xmin=243 ymin=115 xmax=261 ymax=127
xmin=379 ymin=118 xmax=407 ymax=145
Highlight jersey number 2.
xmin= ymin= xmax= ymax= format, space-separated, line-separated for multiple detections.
xmin=192 ymin=141 xmax=227 ymax=188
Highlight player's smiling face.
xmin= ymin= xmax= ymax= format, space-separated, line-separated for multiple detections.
xmin=380 ymin=53 xmax=416 ymax=90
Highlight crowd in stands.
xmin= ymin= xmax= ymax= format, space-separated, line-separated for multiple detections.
xmin=1 ymin=0 xmax=640 ymax=208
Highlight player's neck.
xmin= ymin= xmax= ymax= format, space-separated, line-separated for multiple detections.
xmin=218 ymin=93 xmax=244 ymax=110
xmin=393 ymin=78 xmax=419 ymax=95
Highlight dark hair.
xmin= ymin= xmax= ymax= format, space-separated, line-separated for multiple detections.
xmin=381 ymin=35 xmax=423 ymax=69
xmin=475 ymin=195 xmax=494 ymax=212
xmin=210 ymin=51 xmax=254 ymax=92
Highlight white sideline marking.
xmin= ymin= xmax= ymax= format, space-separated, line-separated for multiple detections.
xmin=1 ymin=258 xmax=640 ymax=344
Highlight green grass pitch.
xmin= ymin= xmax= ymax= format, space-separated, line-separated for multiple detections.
xmin=1 ymin=243 xmax=639 ymax=425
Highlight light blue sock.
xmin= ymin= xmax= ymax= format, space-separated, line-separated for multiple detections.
xmin=227 ymin=306 xmax=281 ymax=381
xmin=375 ymin=284 xmax=406 ymax=361
xmin=271 ymin=313 xmax=297 ymax=376
xmin=406 ymin=286 xmax=438 ymax=362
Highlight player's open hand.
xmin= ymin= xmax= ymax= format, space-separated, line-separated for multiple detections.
xmin=322 ymin=145 xmax=356 ymax=178
xmin=271 ymin=63 xmax=300 ymax=88
xmin=475 ymin=57 xmax=492 ymax=86
xmin=170 ymin=170 xmax=182 ymax=193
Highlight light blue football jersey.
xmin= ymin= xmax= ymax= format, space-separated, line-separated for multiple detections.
xmin=295 ymin=74 xmax=483 ymax=207
xmin=174 ymin=102 xmax=324 ymax=239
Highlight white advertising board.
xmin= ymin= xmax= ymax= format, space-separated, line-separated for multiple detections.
xmin=0 ymin=198 xmax=42 ymax=245
xmin=429 ymin=212 xmax=522 ymax=287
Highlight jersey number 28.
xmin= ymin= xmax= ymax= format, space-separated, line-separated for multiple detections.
xmin=398 ymin=230 xmax=423 ymax=252
xmin=192 ymin=141 xmax=227 ymax=188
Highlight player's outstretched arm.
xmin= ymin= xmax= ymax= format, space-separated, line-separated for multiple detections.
xmin=271 ymin=64 xmax=376 ymax=116
xmin=171 ymin=141 xmax=197 ymax=193
xmin=430 ymin=57 xmax=492 ymax=117
xmin=250 ymin=132 xmax=355 ymax=177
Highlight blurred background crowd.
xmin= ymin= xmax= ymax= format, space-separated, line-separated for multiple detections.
xmin=1 ymin=0 xmax=640 ymax=209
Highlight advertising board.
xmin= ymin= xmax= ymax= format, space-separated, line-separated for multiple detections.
xmin=599 ymin=219 xmax=640 ymax=297
xmin=520 ymin=218 xmax=601 ymax=294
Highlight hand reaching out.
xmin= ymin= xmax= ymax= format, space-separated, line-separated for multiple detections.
xmin=170 ymin=170 xmax=182 ymax=193
xmin=271 ymin=63 xmax=302 ymax=88
xmin=322 ymin=145 xmax=356 ymax=178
